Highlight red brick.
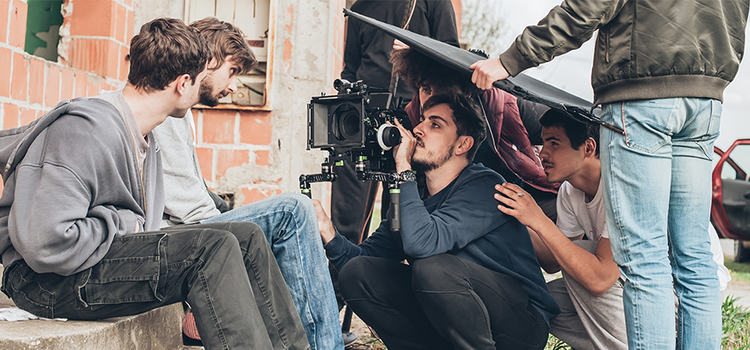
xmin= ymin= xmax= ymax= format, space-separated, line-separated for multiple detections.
xmin=11 ymin=51 xmax=27 ymax=101
xmin=101 ymin=41 xmax=120 ymax=80
xmin=69 ymin=0 xmax=113 ymax=37
xmin=75 ymin=71 xmax=87 ymax=98
xmin=69 ymin=38 xmax=108 ymax=76
xmin=19 ymin=106 xmax=34 ymax=126
xmin=0 ymin=0 xmax=9 ymax=43
xmin=217 ymin=149 xmax=249 ymax=176
xmin=242 ymin=187 xmax=281 ymax=205
xmin=60 ymin=67 xmax=76 ymax=101
xmin=8 ymin=0 xmax=26 ymax=48
xmin=0 ymin=47 xmax=11 ymax=97
xmin=123 ymin=0 xmax=132 ymax=9
xmin=3 ymin=102 xmax=19 ymax=129
xmin=125 ymin=9 xmax=134 ymax=44
xmin=44 ymin=64 xmax=60 ymax=107
xmin=117 ymin=44 xmax=128 ymax=82
xmin=86 ymin=75 xmax=100 ymax=96
xmin=255 ymin=150 xmax=270 ymax=166
xmin=115 ymin=3 xmax=126 ymax=43
xmin=28 ymin=57 xmax=45 ymax=104
xmin=239 ymin=111 xmax=272 ymax=145
xmin=195 ymin=147 xmax=213 ymax=182
xmin=202 ymin=109 xmax=237 ymax=144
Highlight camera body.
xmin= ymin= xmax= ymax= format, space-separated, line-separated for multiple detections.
xmin=307 ymin=79 xmax=407 ymax=156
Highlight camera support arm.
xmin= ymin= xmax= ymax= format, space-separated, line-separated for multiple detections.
xmin=354 ymin=161 xmax=403 ymax=232
xmin=299 ymin=160 xmax=337 ymax=198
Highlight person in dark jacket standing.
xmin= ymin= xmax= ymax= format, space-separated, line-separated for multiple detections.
xmin=470 ymin=1 xmax=749 ymax=349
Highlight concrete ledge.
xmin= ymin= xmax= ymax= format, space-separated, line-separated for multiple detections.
xmin=0 ymin=265 xmax=186 ymax=350
xmin=0 ymin=303 xmax=184 ymax=350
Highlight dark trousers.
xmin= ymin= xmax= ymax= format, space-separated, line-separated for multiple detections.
xmin=338 ymin=255 xmax=549 ymax=350
xmin=1 ymin=222 xmax=309 ymax=350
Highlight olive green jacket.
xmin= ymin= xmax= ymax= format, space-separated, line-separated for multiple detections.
xmin=499 ymin=0 xmax=749 ymax=106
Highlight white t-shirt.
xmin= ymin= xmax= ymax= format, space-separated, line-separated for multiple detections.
xmin=554 ymin=179 xmax=731 ymax=291
xmin=556 ymin=180 xmax=607 ymax=241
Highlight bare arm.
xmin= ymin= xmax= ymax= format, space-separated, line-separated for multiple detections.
xmin=496 ymin=182 xmax=620 ymax=296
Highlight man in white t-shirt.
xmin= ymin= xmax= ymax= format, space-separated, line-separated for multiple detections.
xmin=494 ymin=109 xmax=730 ymax=350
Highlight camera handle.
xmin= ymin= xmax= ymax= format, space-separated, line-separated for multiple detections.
xmin=299 ymin=161 xmax=337 ymax=198
xmin=354 ymin=160 xmax=402 ymax=232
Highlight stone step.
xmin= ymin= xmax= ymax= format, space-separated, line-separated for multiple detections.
xmin=0 ymin=265 xmax=187 ymax=350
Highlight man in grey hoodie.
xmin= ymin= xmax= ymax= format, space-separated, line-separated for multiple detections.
xmin=0 ymin=18 xmax=309 ymax=350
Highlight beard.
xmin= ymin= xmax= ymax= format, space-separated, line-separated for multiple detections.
xmin=199 ymin=76 xmax=220 ymax=107
xmin=412 ymin=143 xmax=454 ymax=172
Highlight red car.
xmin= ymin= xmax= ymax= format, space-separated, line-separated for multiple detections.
xmin=712 ymin=139 xmax=750 ymax=262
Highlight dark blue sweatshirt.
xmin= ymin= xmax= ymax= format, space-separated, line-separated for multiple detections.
xmin=324 ymin=163 xmax=560 ymax=324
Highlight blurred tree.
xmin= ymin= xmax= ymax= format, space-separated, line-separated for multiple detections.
xmin=460 ymin=0 xmax=507 ymax=57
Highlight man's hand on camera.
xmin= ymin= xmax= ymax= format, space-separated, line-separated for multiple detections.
xmin=470 ymin=58 xmax=509 ymax=90
xmin=391 ymin=119 xmax=416 ymax=173
xmin=312 ymin=199 xmax=336 ymax=244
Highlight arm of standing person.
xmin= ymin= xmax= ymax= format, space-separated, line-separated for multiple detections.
xmin=470 ymin=0 xmax=629 ymax=89
xmin=341 ymin=16 xmax=362 ymax=82
xmin=152 ymin=113 xmax=220 ymax=225
xmin=495 ymin=182 xmax=620 ymax=296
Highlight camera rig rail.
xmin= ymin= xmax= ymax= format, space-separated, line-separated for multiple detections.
xmin=299 ymin=151 xmax=404 ymax=232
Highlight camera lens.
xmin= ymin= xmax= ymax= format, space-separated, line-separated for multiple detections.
xmin=332 ymin=103 xmax=361 ymax=141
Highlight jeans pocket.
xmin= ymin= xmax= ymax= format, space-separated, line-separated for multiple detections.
xmin=83 ymin=256 xmax=160 ymax=306
xmin=620 ymin=100 xmax=676 ymax=155
xmin=693 ymin=100 xmax=722 ymax=159
xmin=2 ymin=261 xmax=55 ymax=318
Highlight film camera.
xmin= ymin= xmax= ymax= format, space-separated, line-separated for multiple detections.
xmin=307 ymin=78 xmax=408 ymax=155
xmin=301 ymin=79 xmax=412 ymax=231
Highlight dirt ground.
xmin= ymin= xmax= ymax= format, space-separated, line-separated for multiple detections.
xmin=341 ymin=309 xmax=387 ymax=350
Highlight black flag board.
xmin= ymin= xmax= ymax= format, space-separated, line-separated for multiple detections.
xmin=343 ymin=8 xmax=624 ymax=134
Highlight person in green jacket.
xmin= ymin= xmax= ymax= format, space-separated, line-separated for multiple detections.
xmin=470 ymin=1 xmax=749 ymax=349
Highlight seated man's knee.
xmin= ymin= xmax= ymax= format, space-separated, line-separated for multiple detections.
xmin=411 ymin=254 xmax=463 ymax=290
xmin=222 ymin=222 xmax=268 ymax=251
xmin=274 ymin=192 xmax=315 ymax=215
xmin=338 ymin=256 xmax=377 ymax=300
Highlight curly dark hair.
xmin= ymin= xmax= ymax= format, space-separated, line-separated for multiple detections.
xmin=390 ymin=48 xmax=479 ymax=97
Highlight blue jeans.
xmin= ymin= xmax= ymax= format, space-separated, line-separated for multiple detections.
xmin=600 ymin=98 xmax=721 ymax=349
xmin=204 ymin=193 xmax=344 ymax=350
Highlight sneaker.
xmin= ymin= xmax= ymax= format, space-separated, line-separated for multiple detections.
xmin=343 ymin=331 xmax=358 ymax=345
xmin=182 ymin=312 xmax=203 ymax=346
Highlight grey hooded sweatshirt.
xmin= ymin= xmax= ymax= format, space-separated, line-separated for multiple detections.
xmin=0 ymin=91 xmax=164 ymax=276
